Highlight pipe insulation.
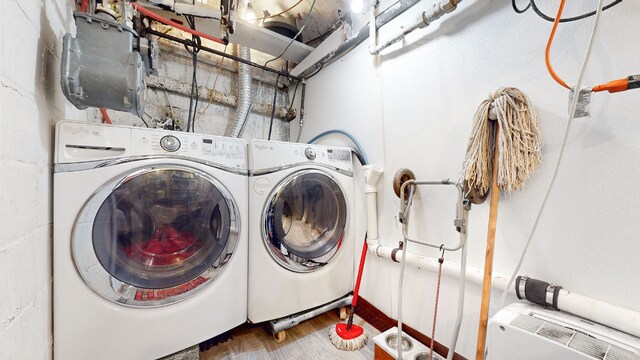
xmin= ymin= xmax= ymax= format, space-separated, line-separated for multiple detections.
xmin=146 ymin=75 xmax=295 ymax=121
xmin=229 ymin=44 xmax=253 ymax=137
xmin=516 ymin=276 xmax=640 ymax=339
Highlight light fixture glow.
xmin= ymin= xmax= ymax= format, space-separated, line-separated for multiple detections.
xmin=350 ymin=0 xmax=364 ymax=14
xmin=245 ymin=2 xmax=257 ymax=23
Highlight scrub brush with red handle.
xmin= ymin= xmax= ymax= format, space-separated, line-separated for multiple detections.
xmin=329 ymin=235 xmax=369 ymax=351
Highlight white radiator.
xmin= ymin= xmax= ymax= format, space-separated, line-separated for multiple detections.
xmin=487 ymin=303 xmax=640 ymax=360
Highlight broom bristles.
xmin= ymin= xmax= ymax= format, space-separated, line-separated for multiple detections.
xmin=329 ymin=325 xmax=368 ymax=351
xmin=462 ymin=87 xmax=541 ymax=197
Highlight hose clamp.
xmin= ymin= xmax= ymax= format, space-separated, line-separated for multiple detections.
xmin=516 ymin=275 xmax=528 ymax=300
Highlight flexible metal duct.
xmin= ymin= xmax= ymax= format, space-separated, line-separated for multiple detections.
xmin=228 ymin=44 xmax=252 ymax=137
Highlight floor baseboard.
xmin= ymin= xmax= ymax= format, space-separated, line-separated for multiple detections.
xmin=354 ymin=297 xmax=467 ymax=360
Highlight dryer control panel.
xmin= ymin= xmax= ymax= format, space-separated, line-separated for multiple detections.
xmin=249 ymin=140 xmax=353 ymax=173
xmin=55 ymin=121 xmax=247 ymax=170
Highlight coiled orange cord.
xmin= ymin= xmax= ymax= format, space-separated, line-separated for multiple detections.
xmin=545 ymin=0 xmax=570 ymax=89
xmin=545 ymin=0 xmax=637 ymax=93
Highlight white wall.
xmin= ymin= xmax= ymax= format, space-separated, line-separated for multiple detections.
xmin=0 ymin=0 xmax=86 ymax=358
xmin=295 ymin=0 xmax=640 ymax=358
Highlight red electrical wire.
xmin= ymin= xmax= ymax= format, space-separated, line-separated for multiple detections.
xmin=132 ymin=3 xmax=225 ymax=45
xmin=430 ymin=256 xmax=444 ymax=360
xmin=99 ymin=108 xmax=113 ymax=124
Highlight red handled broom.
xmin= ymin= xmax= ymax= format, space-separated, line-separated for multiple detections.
xmin=329 ymin=234 xmax=369 ymax=351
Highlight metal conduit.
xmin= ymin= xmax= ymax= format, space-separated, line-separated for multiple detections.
xmin=146 ymin=75 xmax=296 ymax=121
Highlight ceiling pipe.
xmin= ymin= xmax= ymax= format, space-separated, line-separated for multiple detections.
xmin=297 ymin=0 xmax=423 ymax=78
xmin=370 ymin=0 xmax=460 ymax=55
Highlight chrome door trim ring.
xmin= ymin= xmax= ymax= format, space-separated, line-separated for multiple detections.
xmin=260 ymin=169 xmax=347 ymax=273
xmin=72 ymin=164 xmax=240 ymax=307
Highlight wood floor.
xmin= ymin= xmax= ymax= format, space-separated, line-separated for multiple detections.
xmin=201 ymin=310 xmax=379 ymax=360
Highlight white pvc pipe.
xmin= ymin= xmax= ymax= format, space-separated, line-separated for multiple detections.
xmin=366 ymin=193 xmax=379 ymax=240
xmin=370 ymin=244 xmax=513 ymax=294
xmin=558 ymin=290 xmax=640 ymax=339
xmin=362 ymin=165 xmax=383 ymax=241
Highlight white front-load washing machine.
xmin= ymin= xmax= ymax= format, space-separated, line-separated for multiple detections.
xmin=53 ymin=121 xmax=248 ymax=360
xmin=247 ymin=140 xmax=354 ymax=324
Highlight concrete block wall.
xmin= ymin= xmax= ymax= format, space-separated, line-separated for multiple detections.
xmin=0 ymin=0 xmax=87 ymax=359
xmin=0 ymin=2 xmax=293 ymax=359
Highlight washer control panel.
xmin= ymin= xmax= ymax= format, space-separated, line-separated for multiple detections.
xmin=132 ymin=127 xmax=247 ymax=169
xmin=56 ymin=121 xmax=247 ymax=170
xmin=250 ymin=140 xmax=353 ymax=172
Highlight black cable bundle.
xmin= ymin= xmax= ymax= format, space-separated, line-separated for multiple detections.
xmin=184 ymin=14 xmax=201 ymax=133
xmin=512 ymin=0 xmax=623 ymax=22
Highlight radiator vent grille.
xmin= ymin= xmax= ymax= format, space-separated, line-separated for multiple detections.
xmin=510 ymin=315 xmax=640 ymax=360
xmin=538 ymin=322 xmax=575 ymax=345
xmin=569 ymin=332 xmax=609 ymax=359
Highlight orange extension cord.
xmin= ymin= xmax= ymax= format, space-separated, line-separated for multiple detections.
xmin=545 ymin=0 xmax=638 ymax=93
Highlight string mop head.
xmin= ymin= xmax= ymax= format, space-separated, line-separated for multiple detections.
xmin=462 ymin=87 xmax=542 ymax=198
xmin=329 ymin=318 xmax=368 ymax=351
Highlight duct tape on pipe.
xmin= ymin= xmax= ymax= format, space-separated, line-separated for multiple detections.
xmin=569 ymin=87 xmax=592 ymax=118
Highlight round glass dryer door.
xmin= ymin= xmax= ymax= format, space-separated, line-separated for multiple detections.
xmin=263 ymin=170 xmax=347 ymax=272
xmin=73 ymin=165 xmax=239 ymax=307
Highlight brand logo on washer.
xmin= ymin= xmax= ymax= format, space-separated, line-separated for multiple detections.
xmin=253 ymin=178 xmax=271 ymax=195
xmin=254 ymin=144 xmax=273 ymax=151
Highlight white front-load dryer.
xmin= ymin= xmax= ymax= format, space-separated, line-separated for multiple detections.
xmin=53 ymin=121 xmax=248 ymax=360
xmin=248 ymin=140 xmax=354 ymax=323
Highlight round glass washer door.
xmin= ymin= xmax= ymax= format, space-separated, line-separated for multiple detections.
xmin=262 ymin=169 xmax=347 ymax=272
xmin=73 ymin=165 xmax=239 ymax=307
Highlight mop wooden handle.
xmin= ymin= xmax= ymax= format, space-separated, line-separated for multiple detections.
xmin=475 ymin=125 xmax=501 ymax=360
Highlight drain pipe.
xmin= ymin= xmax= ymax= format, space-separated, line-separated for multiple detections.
xmin=363 ymin=165 xmax=384 ymax=245
xmin=370 ymin=0 xmax=460 ymax=55
xmin=516 ymin=276 xmax=640 ymax=339
xmin=372 ymin=246 xmax=512 ymax=293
